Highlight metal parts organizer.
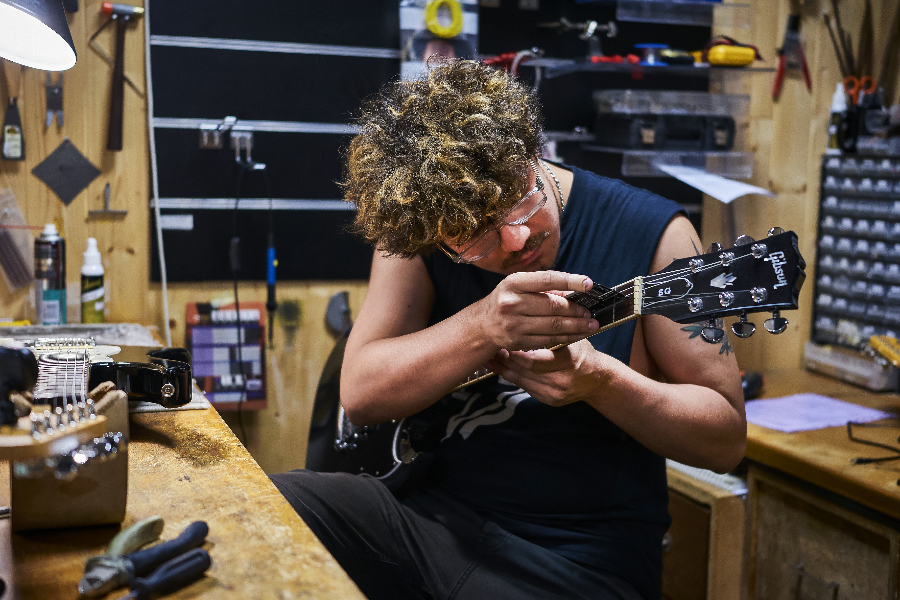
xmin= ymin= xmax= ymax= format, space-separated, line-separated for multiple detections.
xmin=813 ymin=154 xmax=900 ymax=348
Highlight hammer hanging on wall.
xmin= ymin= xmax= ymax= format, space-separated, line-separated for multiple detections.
xmin=100 ymin=2 xmax=144 ymax=151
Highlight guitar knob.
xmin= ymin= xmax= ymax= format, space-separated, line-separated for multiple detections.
xmin=764 ymin=309 xmax=789 ymax=334
xmin=751 ymin=243 xmax=768 ymax=259
xmin=768 ymin=227 xmax=785 ymax=237
xmin=734 ymin=235 xmax=755 ymax=247
xmin=700 ymin=318 xmax=725 ymax=343
xmin=731 ymin=312 xmax=756 ymax=338
xmin=707 ymin=242 xmax=723 ymax=253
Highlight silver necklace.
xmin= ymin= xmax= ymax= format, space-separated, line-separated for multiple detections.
xmin=541 ymin=160 xmax=565 ymax=212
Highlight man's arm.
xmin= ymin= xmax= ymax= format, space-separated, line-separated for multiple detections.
xmin=488 ymin=216 xmax=746 ymax=473
xmin=340 ymin=251 xmax=598 ymax=425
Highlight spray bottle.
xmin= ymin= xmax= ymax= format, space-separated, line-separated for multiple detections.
xmin=34 ymin=223 xmax=66 ymax=325
xmin=80 ymin=238 xmax=104 ymax=324
xmin=826 ymin=82 xmax=847 ymax=154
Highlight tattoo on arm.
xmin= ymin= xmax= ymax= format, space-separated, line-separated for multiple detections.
xmin=680 ymin=324 xmax=734 ymax=356
xmin=691 ymin=238 xmax=701 ymax=256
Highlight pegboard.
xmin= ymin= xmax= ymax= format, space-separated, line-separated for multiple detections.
xmin=147 ymin=0 xmax=401 ymax=281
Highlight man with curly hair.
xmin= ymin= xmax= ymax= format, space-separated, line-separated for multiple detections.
xmin=272 ymin=59 xmax=744 ymax=600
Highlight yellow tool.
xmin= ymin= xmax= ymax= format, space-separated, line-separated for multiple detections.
xmin=425 ymin=0 xmax=463 ymax=39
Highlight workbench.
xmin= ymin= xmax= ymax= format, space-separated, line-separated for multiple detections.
xmin=0 ymin=401 xmax=365 ymax=599
xmin=743 ymin=368 xmax=900 ymax=599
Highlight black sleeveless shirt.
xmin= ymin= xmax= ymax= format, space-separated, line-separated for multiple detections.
xmin=420 ymin=166 xmax=686 ymax=600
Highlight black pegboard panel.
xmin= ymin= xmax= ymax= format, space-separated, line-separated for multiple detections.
xmin=151 ymin=209 xmax=372 ymax=282
xmin=148 ymin=0 xmax=399 ymax=282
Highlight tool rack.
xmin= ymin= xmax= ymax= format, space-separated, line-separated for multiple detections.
xmin=812 ymin=154 xmax=900 ymax=348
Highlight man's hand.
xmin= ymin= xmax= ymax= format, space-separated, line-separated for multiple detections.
xmin=477 ymin=271 xmax=599 ymax=351
xmin=487 ymin=339 xmax=610 ymax=407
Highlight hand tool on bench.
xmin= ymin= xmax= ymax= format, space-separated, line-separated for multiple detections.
xmin=115 ymin=548 xmax=212 ymax=600
xmin=79 ymin=520 xmax=208 ymax=597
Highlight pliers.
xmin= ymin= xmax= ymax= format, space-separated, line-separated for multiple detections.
xmin=79 ymin=520 xmax=210 ymax=597
xmin=115 ymin=548 xmax=212 ymax=600
xmin=772 ymin=14 xmax=812 ymax=100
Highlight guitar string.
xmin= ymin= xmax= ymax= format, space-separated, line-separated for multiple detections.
xmin=582 ymin=251 xmax=765 ymax=311
xmin=457 ymin=247 xmax=787 ymax=387
xmin=567 ymin=252 xmax=759 ymax=324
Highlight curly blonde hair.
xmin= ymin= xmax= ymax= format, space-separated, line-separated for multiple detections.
xmin=342 ymin=59 xmax=544 ymax=258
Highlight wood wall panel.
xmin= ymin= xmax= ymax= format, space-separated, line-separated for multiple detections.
xmin=705 ymin=0 xmax=900 ymax=372
xmin=0 ymin=0 xmax=150 ymax=325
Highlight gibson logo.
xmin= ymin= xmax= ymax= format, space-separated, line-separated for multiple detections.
xmin=765 ymin=251 xmax=789 ymax=288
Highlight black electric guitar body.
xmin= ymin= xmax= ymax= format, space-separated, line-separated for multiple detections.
xmin=306 ymin=229 xmax=806 ymax=491
xmin=23 ymin=340 xmax=193 ymax=410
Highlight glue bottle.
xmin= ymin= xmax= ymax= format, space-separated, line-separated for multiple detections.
xmin=826 ymin=82 xmax=847 ymax=154
xmin=34 ymin=223 xmax=66 ymax=325
xmin=80 ymin=238 xmax=104 ymax=324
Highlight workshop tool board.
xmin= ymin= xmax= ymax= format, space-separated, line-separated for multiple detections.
xmin=146 ymin=0 xmax=399 ymax=282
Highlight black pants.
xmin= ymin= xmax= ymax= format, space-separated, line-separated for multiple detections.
xmin=270 ymin=470 xmax=645 ymax=600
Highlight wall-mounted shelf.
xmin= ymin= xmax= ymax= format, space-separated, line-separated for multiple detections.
xmin=544 ymin=129 xmax=597 ymax=143
xmin=524 ymin=58 xmax=774 ymax=80
xmin=594 ymin=89 xmax=749 ymax=117
xmin=616 ymin=0 xmax=750 ymax=28
xmin=581 ymin=146 xmax=753 ymax=178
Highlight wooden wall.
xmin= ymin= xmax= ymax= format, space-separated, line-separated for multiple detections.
xmin=1 ymin=0 xmax=898 ymax=472
xmin=0 ymin=0 xmax=151 ymax=325
xmin=705 ymin=0 xmax=900 ymax=373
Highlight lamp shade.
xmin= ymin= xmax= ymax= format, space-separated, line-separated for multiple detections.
xmin=0 ymin=0 xmax=76 ymax=70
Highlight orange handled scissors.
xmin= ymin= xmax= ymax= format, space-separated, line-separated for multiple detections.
xmin=843 ymin=75 xmax=876 ymax=105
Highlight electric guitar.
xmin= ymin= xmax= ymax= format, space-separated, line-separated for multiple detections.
xmin=18 ymin=338 xmax=192 ymax=409
xmin=310 ymin=228 xmax=806 ymax=491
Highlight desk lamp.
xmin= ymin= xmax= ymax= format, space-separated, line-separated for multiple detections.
xmin=0 ymin=0 xmax=76 ymax=70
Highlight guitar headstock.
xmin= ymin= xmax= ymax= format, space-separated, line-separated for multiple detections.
xmin=640 ymin=228 xmax=806 ymax=341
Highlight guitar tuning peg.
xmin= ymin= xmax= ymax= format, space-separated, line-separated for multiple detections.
xmin=764 ymin=309 xmax=789 ymax=334
xmin=768 ymin=227 xmax=785 ymax=237
xmin=731 ymin=312 xmax=756 ymax=338
xmin=734 ymin=235 xmax=755 ymax=247
xmin=700 ymin=318 xmax=725 ymax=343
xmin=706 ymin=242 xmax=723 ymax=254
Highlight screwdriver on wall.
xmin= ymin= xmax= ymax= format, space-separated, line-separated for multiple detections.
xmin=2 ymin=59 xmax=24 ymax=161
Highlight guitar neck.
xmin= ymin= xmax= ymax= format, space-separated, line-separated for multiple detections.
xmin=452 ymin=278 xmax=643 ymax=391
